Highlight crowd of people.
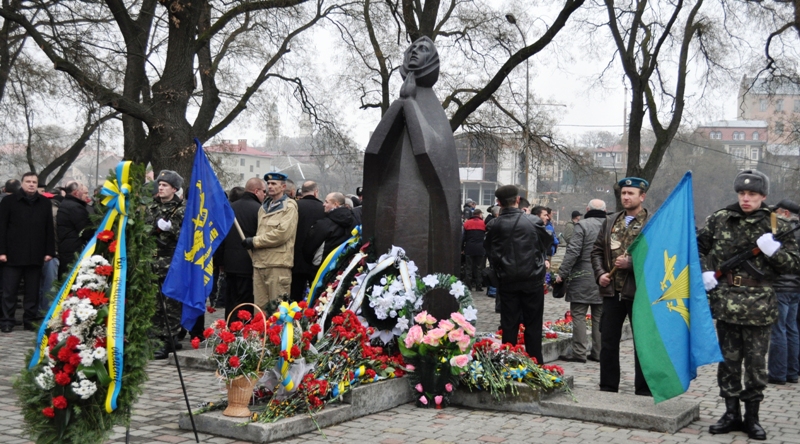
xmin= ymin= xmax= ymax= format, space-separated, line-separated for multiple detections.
xmin=2 ymin=167 xmax=799 ymax=440
xmin=468 ymin=170 xmax=799 ymax=441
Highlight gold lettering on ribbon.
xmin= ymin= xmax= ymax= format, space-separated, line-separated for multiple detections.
xmin=184 ymin=180 xmax=215 ymax=287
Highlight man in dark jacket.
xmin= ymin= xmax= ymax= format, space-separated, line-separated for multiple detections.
xmin=291 ymin=181 xmax=326 ymax=302
xmin=216 ymin=178 xmax=264 ymax=318
xmin=556 ymin=200 xmax=606 ymax=363
xmin=56 ymin=182 xmax=93 ymax=279
xmin=484 ymin=185 xmax=551 ymax=364
xmin=462 ymin=209 xmax=486 ymax=291
xmin=303 ymin=192 xmax=355 ymax=270
xmin=0 ymin=172 xmax=56 ymax=332
xmin=0 ymin=179 xmax=21 ymax=313
xmin=591 ymin=177 xmax=651 ymax=396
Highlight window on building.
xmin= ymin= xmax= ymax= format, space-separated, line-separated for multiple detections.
xmin=240 ymin=158 xmax=245 ymax=166
xmin=249 ymin=165 xmax=253 ymax=172
xmin=239 ymin=173 xmax=244 ymax=180
xmin=760 ymin=99 xmax=768 ymax=112
xmin=795 ymin=100 xmax=800 ymax=113
xmin=776 ymin=122 xmax=785 ymax=135
xmin=482 ymin=187 xmax=495 ymax=206
xmin=776 ymin=99 xmax=784 ymax=112
xmin=751 ymin=148 xmax=759 ymax=160
xmin=256 ymin=160 xmax=260 ymax=167
xmin=753 ymin=131 xmax=759 ymax=141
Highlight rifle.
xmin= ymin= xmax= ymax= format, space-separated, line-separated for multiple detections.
xmin=714 ymin=224 xmax=800 ymax=280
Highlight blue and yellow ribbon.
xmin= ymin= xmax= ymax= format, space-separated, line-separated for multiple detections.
xmin=306 ymin=225 xmax=362 ymax=306
xmin=29 ymin=161 xmax=132 ymax=414
xmin=273 ymin=301 xmax=301 ymax=392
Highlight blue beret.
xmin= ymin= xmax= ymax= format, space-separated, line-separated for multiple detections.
xmin=264 ymin=172 xmax=288 ymax=182
xmin=618 ymin=177 xmax=649 ymax=191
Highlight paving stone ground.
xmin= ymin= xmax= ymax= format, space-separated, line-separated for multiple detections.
xmin=1 ymin=277 xmax=799 ymax=443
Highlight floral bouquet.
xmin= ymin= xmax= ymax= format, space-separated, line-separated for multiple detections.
xmin=197 ymin=307 xmax=269 ymax=383
xmin=398 ymin=310 xmax=476 ymax=408
xmin=462 ymin=338 xmax=568 ymax=400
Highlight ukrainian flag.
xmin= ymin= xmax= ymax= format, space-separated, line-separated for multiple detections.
xmin=162 ymin=139 xmax=235 ymax=330
xmin=629 ymin=171 xmax=722 ymax=403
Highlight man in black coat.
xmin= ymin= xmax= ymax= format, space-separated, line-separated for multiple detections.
xmin=216 ymin=178 xmax=265 ymax=318
xmin=303 ymin=192 xmax=355 ymax=272
xmin=290 ymin=181 xmax=326 ymax=302
xmin=56 ymin=182 xmax=93 ymax=279
xmin=0 ymin=173 xmax=56 ymax=332
xmin=484 ymin=185 xmax=551 ymax=364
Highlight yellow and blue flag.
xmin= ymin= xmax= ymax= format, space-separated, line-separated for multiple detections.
xmin=629 ymin=171 xmax=722 ymax=403
xmin=162 ymin=139 xmax=235 ymax=330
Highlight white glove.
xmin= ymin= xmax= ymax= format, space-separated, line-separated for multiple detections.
xmin=157 ymin=219 xmax=172 ymax=231
xmin=702 ymin=271 xmax=718 ymax=291
xmin=756 ymin=233 xmax=781 ymax=257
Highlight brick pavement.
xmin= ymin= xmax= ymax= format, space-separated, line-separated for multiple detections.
xmin=0 ymin=290 xmax=798 ymax=443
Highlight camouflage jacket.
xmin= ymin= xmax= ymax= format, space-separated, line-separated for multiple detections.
xmin=697 ymin=203 xmax=800 ymax=326
xmin=145 ymin=195 xmax=185 ymax=276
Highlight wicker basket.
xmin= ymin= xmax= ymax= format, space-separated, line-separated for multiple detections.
xmin=221 ymin=303 xmax=268 ymax=418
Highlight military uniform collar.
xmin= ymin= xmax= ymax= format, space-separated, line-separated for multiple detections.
xmin=263 ymin=194 xmax=288 ymax=213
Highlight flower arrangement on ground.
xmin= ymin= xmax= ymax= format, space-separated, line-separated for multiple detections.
xmin=15 ymin=164 xmax=157 ymax=444
xmin=462 ymin=338 xmax=569 ymax=400
xmin=199 ymin=308 xmax=268 ymax=382
xmin=399 ymin=310 xmax=476 ymax=408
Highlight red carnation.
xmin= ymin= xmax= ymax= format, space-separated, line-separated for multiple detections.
xmin=95 ymin=265 xmax=113 ymax=276
xmin=94 ymin=337 xmax=107 ymax=348
xmin=54 ymin=371 xmax=71 ymax=386
xmin=215 ymin=343 xmax=229 ymax=354
xmin=309 ymin=324 xmax=322 ymax=335
xmin=66 ymin=336 xmax=80 ymax=349
xmin=108 ymin=240 xmax=117 ymax=253
xmin=229 ymin=321 xmax=244 ymax=332
xmin=237 ymin=310 xmax=252 ymax=321
xmin=191 ymin=337 xmax=201 ymax=349
xmin=206 ymin=305 xmax=216 ymax=313
xmin=52 ymin=396 xmax=68 ymax=409
xmin=48 ymin=333 xmax=59 ymax=349
xmin=220 ymin=331 xmax=236 ymax=343
xmin=203 ymin=327 xmax=214 ymax=338
xmin=69 ymin=353 xmax=82 ymax=367
xmin=229 ymin=356 xmax=241 ymax=368
xmin=42 ymin=407 xmax=55 ymax=418
xmin=291 ymin=345 xmax=301 ymax=358
xmin=304 ymin=309 xmax=316 ymax=319
xmin=293 ymin=311 xmax=302 ymax=320
xmin=97 ymin=230 xmax=114 ymax=242
xmin=297 ymin=301 xmax=307 ymax=309
xmin=61 ymin=309 xmax=72 ymax=324
xmin=76 ymin=288 xmax=91 ymax=299
xmin=57 ymin=347 xmax=72 ymax=362
xmin=62 ymin=363 xmax=76 ymax=375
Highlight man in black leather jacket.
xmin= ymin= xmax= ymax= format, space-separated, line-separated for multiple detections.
xmin=484 ymin=185 xmax=552 ymax=364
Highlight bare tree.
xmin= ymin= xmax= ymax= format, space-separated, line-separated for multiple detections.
xmin=0 ymin=0 xmax=350 ymax=180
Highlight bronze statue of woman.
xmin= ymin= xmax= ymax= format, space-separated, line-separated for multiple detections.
xmin=361 ymin=36 xmax=461 ymax=277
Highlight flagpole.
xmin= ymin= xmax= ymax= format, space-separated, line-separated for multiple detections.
xmin=233 ymin=217 xmax=253 ymax=259
xmin=161 ymin=294 xmax=200 ymax=443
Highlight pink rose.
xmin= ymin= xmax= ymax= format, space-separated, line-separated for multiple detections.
xmin=415 ymin=383 xmax=424 ymax=393
xmin=438 ymin=319 xmax=455 ymax=331
xmin=458 ymin=336 xmax=471 ymax=352
xmin=427 ymin=328 xmax=447 ymax=341
xmin=422 ymin=334 xmax=440 ymax=346
xmin=419 ymin=395 xmax=428 ymax=405
xmin=434 ymin=395 xmax=443 ymax=405
xmin=445 ymin=383 xmax=454 ymax=392
xmin=414 ymin=311 xmax=429 ymax=324
xmin=450 ymin=312 xmax=475 ymax=336
xmin=404 ymin=325 xmax=424 ymax=348
xmin=406 ymin=364 xmax=415 ymax=372
xmin=448 ymin=328 xmax=465 ymax=343
xmin=450 ymin=354 xmax=472 ymax=368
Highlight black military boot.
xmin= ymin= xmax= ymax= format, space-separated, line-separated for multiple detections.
xmin=709 ymin=397 xmax=743 ymax=434
xmin=743 ymin=401 xmax=767 ymax=440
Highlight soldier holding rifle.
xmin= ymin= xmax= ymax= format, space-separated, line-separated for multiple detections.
xmin=698 ymin=169 xmax=800 ymax=441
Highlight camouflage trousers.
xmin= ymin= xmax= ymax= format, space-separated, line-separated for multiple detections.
xmin=152 ymin=277 xmax=183 ymax=339
xmin=716 ymin=320 xmax=771 ymax=402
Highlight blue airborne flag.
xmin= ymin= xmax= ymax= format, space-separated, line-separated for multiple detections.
xmin=162 ymin=139 xmax=235 ymax=330
xmin=629 ymin=171 xmax=723 ymax=403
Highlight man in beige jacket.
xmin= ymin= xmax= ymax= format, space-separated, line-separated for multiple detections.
xmin=242 ymin=172 xmax=298 ymax=308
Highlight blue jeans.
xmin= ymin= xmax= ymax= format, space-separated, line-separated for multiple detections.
xmin=768 ymin=292 xmax=800 ymax=381
xmin=39 ymin=258 xmax=59 ymax=316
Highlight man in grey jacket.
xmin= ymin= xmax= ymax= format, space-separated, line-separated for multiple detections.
xmin=556 ymin=199 xmax=607 ymax=363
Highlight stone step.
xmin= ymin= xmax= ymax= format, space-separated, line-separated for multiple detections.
xmin=450 ymin=377 xmax=574 ymax=414
xmin=538 ymin=388 xmax=700 ymax=433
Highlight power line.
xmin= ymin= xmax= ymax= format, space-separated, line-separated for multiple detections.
xmin=670 ymin=136 xmax=800 ymax=173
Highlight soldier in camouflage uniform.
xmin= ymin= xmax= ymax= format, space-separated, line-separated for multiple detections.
xmin=698 ymin=169 xmax=800 ymax=440
xmin=145 ymin=170 xmax=186 ymax=360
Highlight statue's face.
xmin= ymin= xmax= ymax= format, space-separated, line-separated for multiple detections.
xmin=407 ymin=39 xmax=433 ymax=69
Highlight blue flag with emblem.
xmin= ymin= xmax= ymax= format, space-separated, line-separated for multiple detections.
xmin=629 ymin=171 xmax=723 ymax=403
xmin=162 ymin=139 xmax=235 ymax=331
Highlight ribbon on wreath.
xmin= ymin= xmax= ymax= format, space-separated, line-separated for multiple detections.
xmin=30 ymin=161 xmax=132 ymax=413
xmin=273 ymin=301 xmax=302 ymax=392
xmin=306 ymin=225 xmax=362 ymax=306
